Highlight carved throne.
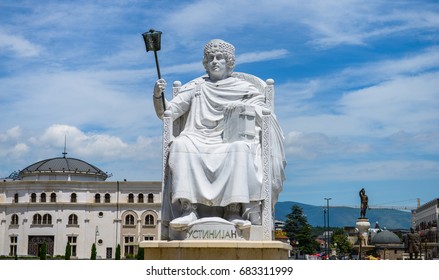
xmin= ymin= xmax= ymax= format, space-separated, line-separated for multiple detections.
xmin=160 ymin=72 xmax=276 ymax=241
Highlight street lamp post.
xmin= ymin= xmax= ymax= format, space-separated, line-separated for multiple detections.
xmin=95 ymin=226 xmax=100 ymax=245
xmin=323 ymin=208 xmax=327 ymax=257
xmin=324 ymin=198 xmax=332 ymax=258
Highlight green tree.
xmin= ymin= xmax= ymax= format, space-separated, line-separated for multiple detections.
xmin=39 ymin=242 xmax=47 ymax=260
xmin=284 ymin=205 xmax=319 ymax=255
xmin=65 ymin=242 xmax=71 ymax=260
xmin=136 ymin=247 xmax=144 ymax=260
xmin=284 ymin=205 xmax=308 ymax=241
xmin=90 ymin=243 xmax=97 ymax=260
xmin=115 ymin=244 xmax=121 ymax=260
xmin=331 ymin=228 xmax=353 ymax=256
xmin=296 ymin=224 xmax=319 ymax=254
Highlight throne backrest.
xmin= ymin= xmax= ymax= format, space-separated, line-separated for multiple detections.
xmin=161 ymin=72 xmax=276 ymax=241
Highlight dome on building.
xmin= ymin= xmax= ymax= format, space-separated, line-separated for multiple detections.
xmin=18 ymin=155 xmax=110 ymax=181
xmin=371 ymin=229 xmax=401 ymax=244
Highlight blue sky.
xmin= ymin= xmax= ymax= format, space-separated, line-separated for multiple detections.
xmin=1 ymin=0 xmax=438 ymax=208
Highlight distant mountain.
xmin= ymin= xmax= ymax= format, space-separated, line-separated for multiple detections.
xmin=274 ymin=201 xmax=412 ymax=229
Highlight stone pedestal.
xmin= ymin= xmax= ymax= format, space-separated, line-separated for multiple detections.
xmin=140 ymin=240 xmax=291 ymax=260
xmin=356 ymin=218 xmax=370 ymax=246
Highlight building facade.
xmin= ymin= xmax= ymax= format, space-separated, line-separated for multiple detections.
xmin=0 ymin=156 xmax=162 ymax=259
xmin=413 ymin=198 xmax=439 ymax=259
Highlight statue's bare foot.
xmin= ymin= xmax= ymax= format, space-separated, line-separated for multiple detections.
xmin=170 ymin=212 xmax=198 ymax=231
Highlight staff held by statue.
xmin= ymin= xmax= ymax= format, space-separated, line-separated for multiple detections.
xmin=142 ymin=29 xmax=165 ymax=109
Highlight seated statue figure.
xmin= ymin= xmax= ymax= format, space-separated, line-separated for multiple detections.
xmin=152 ymin=39 xmax=286 ymax=232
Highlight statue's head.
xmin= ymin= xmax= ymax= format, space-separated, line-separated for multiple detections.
xmin=203 ymin=39 xmax=235 ymax=80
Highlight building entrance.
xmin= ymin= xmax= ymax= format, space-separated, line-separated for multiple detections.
xmin=28 ymin=236 xmax=54 ymax=256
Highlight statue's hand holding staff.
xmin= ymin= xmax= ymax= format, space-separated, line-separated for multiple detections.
xmin=154 ymin=79 xmax=167 ymax=98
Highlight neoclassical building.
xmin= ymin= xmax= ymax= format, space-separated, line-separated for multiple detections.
xmin=0 ymin=154 xmax=161 ymax=259
xmin=412 ymin=198 xmax=439 ymax=259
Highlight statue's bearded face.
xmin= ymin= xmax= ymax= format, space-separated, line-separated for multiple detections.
xmin=205 ymin=51 xmax=228 ymax=82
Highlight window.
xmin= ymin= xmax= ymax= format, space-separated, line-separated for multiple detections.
xmin=125 ymin=214 xmax=135 ymax=225
xmin=95 ymin=193 xmax=101 ymax=203
xmin=43 ymin=214 xmax=52 ymax=225
xmin=145 ymin=214 xmax=155 ymax=225
xmin=147 ymin=193 xmax=154 ymax=203
xmin=71 ymin=193 xmax=77 ymax=203
xmin=11 ymin=214 xmax=19 ymax=225
xmin=30 ymin=193 xmax=37 ymax=203
xmin=144 ymin=236 xmax=154 ymax=241
xmin=124 ymin=236 xmax=135 ymax=256
xmin=68 ymin=236 xmax=77 ymax=257
xmin=13 ymin=193 xmax=19 ymax=203
xmin=138 ymin=193 xmax=144 ymax=203
xmin=9 ymin=236 xmax=17 ymax=257
xmin=40 ymin=193 xmax=46 ymax=203
xmin=104 ymin=193 xmax=111 ymax=203
xmin=33 ymin=214 xmax=42 ymax=225
xmin=50 ymin=193 xmax=56 ymax=202
xmin=128 ymin=193 xmax=134 ymax=203
xmin=68 ymin=214 xmax=78 ymax=225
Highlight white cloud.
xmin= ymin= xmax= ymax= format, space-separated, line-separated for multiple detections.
xmin=338 ymin=72 xmax=439 ymax=134
xmin=284 ymin=131 xmax=371 ymax=160
xmin=29 ymin=124 xmax=161 ymax=161
xmin=237 ymin=49 xmax=289 ymax=64
xmin=0 ymin=31 xmax=41 ymax=57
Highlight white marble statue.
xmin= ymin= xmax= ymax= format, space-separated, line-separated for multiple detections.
xmin=153 ymin=39 xmax=286 ymax=234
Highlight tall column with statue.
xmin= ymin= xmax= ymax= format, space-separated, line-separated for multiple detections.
xmin=356 ymin=188 xmax=370 ymax=259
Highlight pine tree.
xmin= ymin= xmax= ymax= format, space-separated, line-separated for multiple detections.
xmin=284 ymin=205 xmax=319 ymax=255
xmin=65 ymin=242 xmax=71 ymax=260
xmin=90 ymin=243 xmax=97 ymax=260
xmin=284 ymin=205 xmax=308 ymax=241
xmin=39 ymin=242 xmax=47 ymax=260
xmin=115 ymin=244 xmax=121 ymax=260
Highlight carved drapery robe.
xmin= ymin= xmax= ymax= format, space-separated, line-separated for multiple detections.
xmin=160 ymin=76 xmax=285 ymax=221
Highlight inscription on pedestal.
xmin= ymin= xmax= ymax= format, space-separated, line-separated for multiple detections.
xmin=185 ymin=217 xmax=243 ymax=240
xmin=187 ymin=229 xmax=238 ymax=240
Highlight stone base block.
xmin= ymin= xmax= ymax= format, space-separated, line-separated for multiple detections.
xmin=140 ymin=240 xmax=291 ymax=260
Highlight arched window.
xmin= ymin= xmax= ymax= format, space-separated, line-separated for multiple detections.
xmin=13 ymin=193 xmax=19 ymax=203
xmin=43 ymin=214 xmax=52 ymax=225
xmin=95 ymin=193 xmax=101 ymax=203
xmin=11 ymin=214 xmax=19 ymax=225
xmin=30 ymin=193 xmax=37 ymax=203
xmin=71 ymin=193 xmax=77 ymax=203
xmin=40 ymin=193 xmax=46 ymax=203
xmin=128 ymin=193 xmax=134 ymax=203
xmin=104 ymin=193 xmax=111 ymax=203
xmin=147 ymin=193 xmax=154 ymax=203
xmin=68 ymin=214 xmax=78 ymax=225
xmin=33 ymin=214 xmax=42 ymax=225
xmin=50 ymin=193 xmax=56 ymax=202
xmin=125 ymin=214 xmax=135 ymax=225
xmin=145 ymin=214 xmax=155 ymax=225
xmin=138 ymin=193 xmax=144 ymax=203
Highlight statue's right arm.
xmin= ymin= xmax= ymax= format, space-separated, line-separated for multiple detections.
xmin=153 ymin=79 xmax=169 ymax=119
xmin=153 ymin=79 xmax=193 ymax=120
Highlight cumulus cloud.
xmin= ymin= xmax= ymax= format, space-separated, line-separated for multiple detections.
xmin=29 ymin=124 xmax=161 ymax=160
